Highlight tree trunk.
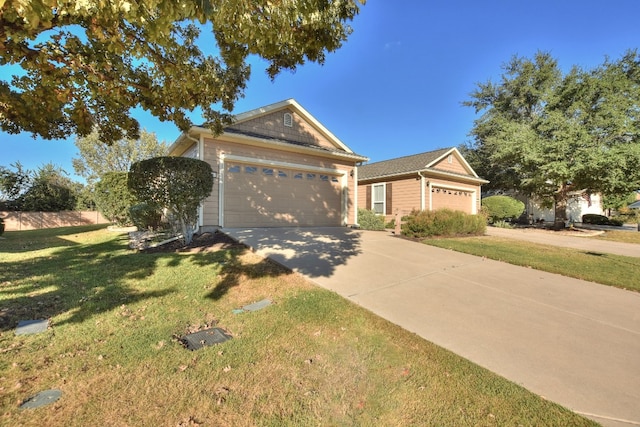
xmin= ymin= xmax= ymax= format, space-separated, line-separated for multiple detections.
xmin=553 ymin=184 xmax=569 ymax=229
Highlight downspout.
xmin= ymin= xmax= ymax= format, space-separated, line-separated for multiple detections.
xmin=418 ymin=171 xmax=426 ymax=211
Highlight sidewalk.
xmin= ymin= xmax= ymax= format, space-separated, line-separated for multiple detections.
xmin=485 ymin=226 xmax=640 ymax=257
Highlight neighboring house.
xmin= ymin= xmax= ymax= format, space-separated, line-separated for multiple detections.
xmin=168 ymin=99 xmax=368 ymax=229
xmin=513 ymin=192 xmax=605 ymax=223
xmin=357 ymin=147 xmax=488 ymax=221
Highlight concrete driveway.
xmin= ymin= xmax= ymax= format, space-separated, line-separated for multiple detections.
xmin=223 ymin=227 xmax=640 ymax=427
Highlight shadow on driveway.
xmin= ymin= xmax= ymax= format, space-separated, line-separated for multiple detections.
xmin=222 ymin=227 xmax=363 ymax=279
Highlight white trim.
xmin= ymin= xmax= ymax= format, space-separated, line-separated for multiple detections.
xmin=198 ymin=135 xmax=205 ymax=229
xmin=353 ymin=167 xmax=358 ymax=225
xmin=221 ymin=154 xmax=347 ymax=176
xmin=371 ymin=183 xmax=386 ymax=215
xmin=427 ymin=147 xmax=481 ymax=179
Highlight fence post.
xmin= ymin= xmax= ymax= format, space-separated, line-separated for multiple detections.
xmin=395 ymin=209 xmax=401 ymax=235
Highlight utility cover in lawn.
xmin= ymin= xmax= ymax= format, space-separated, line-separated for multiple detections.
xmin=181 ymin=328 xmax=232 ymax=350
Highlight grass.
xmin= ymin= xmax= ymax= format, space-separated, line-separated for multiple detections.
xmin=0 ymin=226 xmax=597 ymax=426
xmin=425 ymin=235 xmax=640 ymax=292
xmin=591 ymin=229 xmax=640 ymax=244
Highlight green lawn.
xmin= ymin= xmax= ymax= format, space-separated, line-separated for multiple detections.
xmin=0 ymin=226 xmax=597 ymax=426
xmin=425 ymin=235 xmax=640 ymax=292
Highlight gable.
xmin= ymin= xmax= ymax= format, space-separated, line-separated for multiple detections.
xmin=226 ymin=107 xmax=338 ymax=151
xmin=431 ymin=150 xmax=472 ymax=175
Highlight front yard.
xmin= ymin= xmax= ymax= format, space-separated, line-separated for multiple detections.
xmin=0 ymin=226 xmax=596 ymax=426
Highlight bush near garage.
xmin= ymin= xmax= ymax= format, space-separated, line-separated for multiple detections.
xmin=358 ymin=208 xmax=386 ymax=230
xmin=481 ymin=195 xmax=525 ymax=224
xmin=402 ymin=208 xmax=486 ymax=238
xmin=582 ymin=214 xmax=623 ymax=226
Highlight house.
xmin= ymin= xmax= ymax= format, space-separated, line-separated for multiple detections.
xmin=357 ymin=147 xmax=488 ymax=221
xmin=514 ymin=192 xmax=605 ymax=223
xmin=168 ymin=99 xmax=368 ymax=229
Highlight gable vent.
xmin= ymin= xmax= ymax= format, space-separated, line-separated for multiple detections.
xmin=283 ymin=112 xmax=293 ymax=127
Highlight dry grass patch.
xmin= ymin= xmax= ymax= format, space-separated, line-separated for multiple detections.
xmin=0 ymin=227 xmax=596 ymax=426
xmin=591 ymin=229 xmax=640 ymax=244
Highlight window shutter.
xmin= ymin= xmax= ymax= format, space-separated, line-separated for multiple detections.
xmin=386 ymin=183 xmax=393 ymax=215
xmin=366 ymin=186 xmax=372 ymax=210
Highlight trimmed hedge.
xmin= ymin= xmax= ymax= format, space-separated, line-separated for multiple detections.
xmin=357 ymin=208 xmax=386 ymax=230
xmin=481 ymin=195 xmax=525 ymax=223
xmin=402 ymin=208 xmax=486 ymax=238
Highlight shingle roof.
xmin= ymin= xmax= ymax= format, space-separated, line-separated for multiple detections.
xmin=223 ymin=127 xmax=367 ymax=160
xmin=358 ymin=148 xmax=454 ymax=180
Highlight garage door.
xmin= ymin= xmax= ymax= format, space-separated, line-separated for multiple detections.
xmin=223 ymin=163 xmax=342 ymax=227
xmin=431 ymin=187 xmax=473 ymax=214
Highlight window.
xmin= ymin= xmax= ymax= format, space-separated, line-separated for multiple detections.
xmin=277 ymin=170 xmax=288 ymax=178
xmin=284 ymin=112 xmax=293 ymax=127
xmin=262 ymin=168 xmax=274 ymax=176
xmin=228 ymin=165 xmax=240 ymax=173
xmin=331 ymin=176 xmax=339 ymax=183
xmin=306 ymin=173 xmax=316 ymax=180
xmin=294 ymin=172 xmax=303 ymax=179
xmin=245 ymin=166 xmax=257 ymax=174
xmin=320 ymin=175 xmax=329 ymax=182
xmin=372 ymin=183 xmax=385 ymax=214
xmin=448 ymin=154 xmax=453 ymax=163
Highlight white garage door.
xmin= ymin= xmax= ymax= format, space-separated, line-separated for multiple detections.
xmin=223 ymin=163 xmax=342 ymax=227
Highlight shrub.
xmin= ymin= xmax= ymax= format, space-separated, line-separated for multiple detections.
xmin=129 ymin=202 xmax=163 ymax=231
xmin=492 ymin=220 xmax=515 ymax=229
xmin=482 ymin=196 xmax=525 ymax=223
xmin=94 ymin=172 xmax=137 ymax=226
xmin=0 ymin=217 xmax=4 ymax=236
xmin=128 ymin=157 xmax=213 ymax=244
xmin=402 ymin=208 xmax=486 ymax=238
xmin=582 ymin=214 xmax=622 ymax=226
xmin=357 ymin=208 xmax=385 ymax=230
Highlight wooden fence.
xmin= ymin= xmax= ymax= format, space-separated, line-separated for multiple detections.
xmin=0 ymin=211 xmax=109 ymax=231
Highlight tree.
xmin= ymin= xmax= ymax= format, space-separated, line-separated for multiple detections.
xmin=0 ymin=0 xmax=364 ymax=143
xmin=464 ymin=50 xmax=640 ymax=221
xmin=19 ymin=163 xmax=77 ymax=211
xmin=73 ymin=128 xmax=169 ymax=185
xmin=0 ymin=162 xmax=31 ymax=208
xmin=128 ymin=157 xmax=213 ymax=244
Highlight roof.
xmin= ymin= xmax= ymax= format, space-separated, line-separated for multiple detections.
xmin=169 ymin=99 xmax=368 ymax=162
xmin=358 ymin=147 xmax=488 ymax=184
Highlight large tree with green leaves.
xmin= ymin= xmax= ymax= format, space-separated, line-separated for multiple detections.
xmin=464 ymin=50 xmax=640 ymax=221
xmin=0 ymin=0 xmax=364 ymax=143
xmin=73 ymin=128 xmax=169 ymax=185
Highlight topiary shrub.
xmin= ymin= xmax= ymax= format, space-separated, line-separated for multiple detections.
xmin=129 ymin=202 xmax=163 ymax=231
xmin=582 ymin=214 xmax=622 ymax=226
xmin=482 ymin=195 xmax=525 ymax=224
xmin=357 ymin=208 xmax=385 ymax=230
xmin=402 ymin=208 xmax=486 ymax=238
xmin=129 ymin=157 xmax=213 ymax=245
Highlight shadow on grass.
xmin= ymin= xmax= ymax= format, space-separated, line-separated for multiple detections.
xmin=0 ymin=230 xmax=288 ymax=332
xmin=0 ymin=224 xmax=108 ymax=253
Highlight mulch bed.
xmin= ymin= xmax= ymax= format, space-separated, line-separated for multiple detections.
xmin=141 ymin=230 xmax=246 ymax=254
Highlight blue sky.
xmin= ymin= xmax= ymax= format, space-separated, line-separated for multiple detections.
xmin=1 ymin=0 xmax=638 ymax=181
